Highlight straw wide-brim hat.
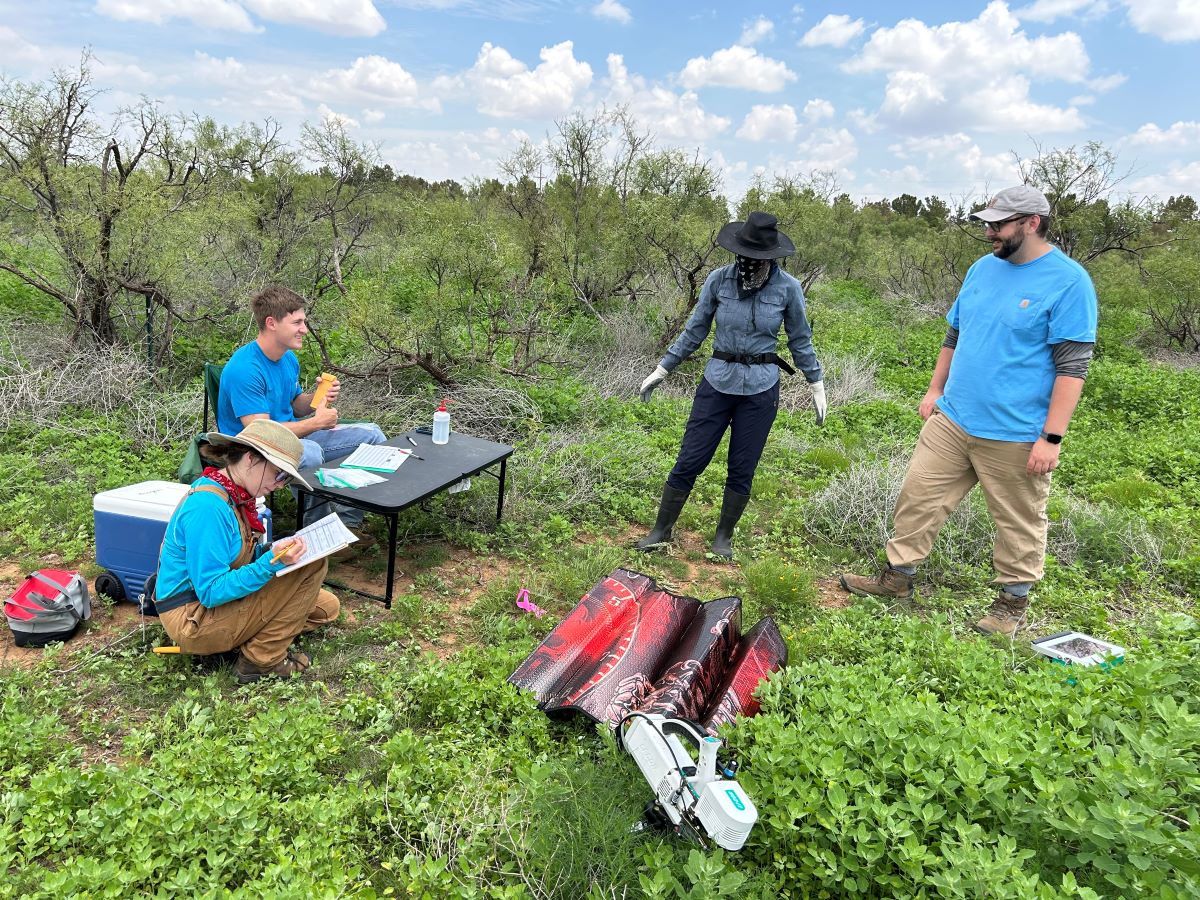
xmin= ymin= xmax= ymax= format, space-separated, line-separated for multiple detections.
xmin=205 ymin=419 xmax=312 ymax=490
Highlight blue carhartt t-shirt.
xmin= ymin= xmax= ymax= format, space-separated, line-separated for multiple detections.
xmin=217 ymin=341 xmax=302 ymax=436
xmin=937 ymin=248 xmax=1097 ymax=442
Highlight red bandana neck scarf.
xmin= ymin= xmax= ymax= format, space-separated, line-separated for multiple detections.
xmin=201 ymin=466 xmax=266 ymax=534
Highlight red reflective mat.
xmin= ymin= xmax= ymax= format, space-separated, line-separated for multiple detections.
xmin=509 ymin=568 xmax=787 ymax=731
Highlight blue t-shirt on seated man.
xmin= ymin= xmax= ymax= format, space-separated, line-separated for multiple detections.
xmin=217 ymin=284 xmax=386 ymax=531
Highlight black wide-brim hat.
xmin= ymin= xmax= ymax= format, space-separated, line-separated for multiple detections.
xmin=717 ymin=211 xmax=796 ymax=259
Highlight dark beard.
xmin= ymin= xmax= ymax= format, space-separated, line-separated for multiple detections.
xmin=993 ymin=231 xmax=1025 ymax=260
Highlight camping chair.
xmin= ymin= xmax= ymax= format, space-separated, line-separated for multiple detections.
xmin=201 ymin=362 xmax=223 ymax=433
xmin=182 ymin=360 xmax=280 ymax=522
xmin=178 ymin=362 xmax=225 ymax=485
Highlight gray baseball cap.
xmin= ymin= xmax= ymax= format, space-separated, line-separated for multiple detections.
xmin=971 ymin=185 xmax=1051 ymax=222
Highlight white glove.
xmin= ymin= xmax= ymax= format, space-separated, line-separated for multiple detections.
xmin=811 ymin=380 xmax=827 ymax=426
xmin=640 ymin=365 xmax=669 ymax=402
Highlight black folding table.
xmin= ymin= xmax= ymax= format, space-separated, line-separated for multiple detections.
xmin=295 ymin=430 xmax=513 ymax=608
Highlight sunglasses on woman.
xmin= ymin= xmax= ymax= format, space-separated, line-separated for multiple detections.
xmin=257 ymin=456 xmax=293 ymax=488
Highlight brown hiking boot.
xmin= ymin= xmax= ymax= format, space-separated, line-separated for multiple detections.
xmin=972 ymin=591 xmax=1029 ymax=637
xmin=234 ymin=651 xmax=309 ymax=685
xmin=839 ymin=566 xmax=914 ymax=600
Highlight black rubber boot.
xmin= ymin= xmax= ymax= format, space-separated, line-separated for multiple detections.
xmin=710 ymin=488 xmax=751 ymax=559
xmin=635 ymin=484 xmax=690 ymax=550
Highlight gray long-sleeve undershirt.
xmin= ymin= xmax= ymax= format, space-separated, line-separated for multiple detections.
xmin=942 ymin=327 xmax=1094 ymax=379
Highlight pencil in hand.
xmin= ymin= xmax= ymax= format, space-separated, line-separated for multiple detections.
xmin=270 ymin=540 xmax=296 ymax=564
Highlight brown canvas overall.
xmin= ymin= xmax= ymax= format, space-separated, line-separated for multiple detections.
xmin=159 ymin=485 xmax=338 ymax=667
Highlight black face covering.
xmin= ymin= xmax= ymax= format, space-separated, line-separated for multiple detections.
xmin=736 ymin=255 xmax=772 ymax=295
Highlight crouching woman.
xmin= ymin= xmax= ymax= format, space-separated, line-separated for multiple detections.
xmin=155 ymin=419 xmax=339 ymax=684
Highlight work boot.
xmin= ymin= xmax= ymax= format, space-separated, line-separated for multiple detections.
xmin=710 ymin=488 xmax=751 ymax=559
xmin=972 ymin=591 xmax=1029 ymax=637
xmin=839 ymin=566 xmax=915 ymax=600
xmin=636 ymin=484 xmax=690 ymax=550
xmin=233 ymin=651 xmax=309 ymax=685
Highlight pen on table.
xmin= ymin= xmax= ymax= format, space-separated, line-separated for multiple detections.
xmin=405 ymin=435 xmax=417 ymax=447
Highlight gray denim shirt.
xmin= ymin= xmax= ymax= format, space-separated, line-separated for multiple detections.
xmin=659 ymin=262 xmax=822 ymax=395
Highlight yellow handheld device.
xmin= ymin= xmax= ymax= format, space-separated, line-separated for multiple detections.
xmin=311 ymin=373 xmax=336 ymax=408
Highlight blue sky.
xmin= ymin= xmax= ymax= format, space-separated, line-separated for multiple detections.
xmin=2 ymin=0 xmax=1197 ymax=203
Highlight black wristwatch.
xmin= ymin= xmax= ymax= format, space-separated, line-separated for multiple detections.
xmin=1039 ymin=431 xmax=1063 ymax=444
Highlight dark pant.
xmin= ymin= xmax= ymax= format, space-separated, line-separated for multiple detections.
xmin=667 ymin=378 xmax=779 ymax=496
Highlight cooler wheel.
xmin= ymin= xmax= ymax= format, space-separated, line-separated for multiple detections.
xmin=95 ymin=570 xmax=126 ymax=602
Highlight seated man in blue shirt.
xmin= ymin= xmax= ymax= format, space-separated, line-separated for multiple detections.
xmin=217 ymin=284 xmax=387 ymax=532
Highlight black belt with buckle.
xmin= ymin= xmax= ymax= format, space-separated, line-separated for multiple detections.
xmin=712 ymin=350 xmax=796 ymax=376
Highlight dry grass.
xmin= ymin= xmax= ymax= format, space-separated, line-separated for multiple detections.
xmin=780 ymin=350 xmax=888 ymax=414
xmin=504 ymin=426 xmax=660 ymax=523
xmin=0 ymin=326 xmax=197 ymax=447
xmin=343 ymin=378 xmax=541 ymax=446
xmin=805 ymin=451 xmax=1172 ymax=577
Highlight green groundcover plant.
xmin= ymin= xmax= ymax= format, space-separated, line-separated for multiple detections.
xmin=735 ymin=608 xmax=1200 ymax=898
xmin=2 ymin=608 xmax=1196 ymax=898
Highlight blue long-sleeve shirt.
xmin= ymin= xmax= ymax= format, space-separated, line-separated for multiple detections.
xmin=156 ymin=478 xmax=287 ymax=608
xmin=659 ymin=263 xmax=822 ymax=395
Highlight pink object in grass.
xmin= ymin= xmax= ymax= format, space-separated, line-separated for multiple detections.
xmin=516 ymin=588 xmax=546 ymax=618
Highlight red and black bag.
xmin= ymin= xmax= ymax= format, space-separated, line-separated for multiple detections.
xmin=4 ymin=569 xmax=91 ymax=648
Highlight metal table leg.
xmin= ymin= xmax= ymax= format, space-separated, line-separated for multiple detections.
xmin=385 ymin=512 xmax=399 ymax=609
xmin=496 ymin=457 xmax=507 ymax=523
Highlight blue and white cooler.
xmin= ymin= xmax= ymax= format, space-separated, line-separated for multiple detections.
xmin=93 ymin=480 xmax=191 ymax=605
xmin=93 ymin=480 xmax=273 ymax=608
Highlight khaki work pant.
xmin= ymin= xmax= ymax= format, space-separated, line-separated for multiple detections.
xmin=159 ymin=490 xmax=340 ymax=667
xmin=161 ymin=563 xmax=338 ymax=667
xmin=885 ymin=411 xmax=1052 ymax=586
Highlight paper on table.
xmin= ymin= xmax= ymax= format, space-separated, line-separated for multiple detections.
xmin=317 ymin=467 xmax=387 ymax=489
xmin=340 ymin=443 xmax=411 ymax=472
xmin=272 ymin=513 xmax=358 ymax=575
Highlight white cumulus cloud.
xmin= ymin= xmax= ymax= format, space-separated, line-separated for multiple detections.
xmin=242 ymin=0 xmax=386 ymax=36
xmin=317 ymin=104 xmax=360 ymax=129
xmin=592 ymin=0 xmax=631 ymax=25
xmin=318 ymin=55 xmax=437 ymax=111
xmin=1126 ymin=120 xmax=1200 ymax=148
xmin=96 ymin=0 xmax=386 ymax=35
xmin=193 ymin=51 xmax=246 ymax=82
xmin=382 ymin=128 xmax=531 ymax=184
xmin=1015 ymin=0 xmax=1110 ymax=23
xmin=447 ymin=41 xmax=593 ymax=119
xmin=801 ymin=14 xmax=866 ymax=47
xmin=845 ymin=2 xmax=1090 ymax=134
xmin=1129 ymin=160 xmax=1200 ymax=198
xmin=95 ymin=0 xmax=258 ymax=31
xmin=679 ymin=44 xmax=797 ymax=92
xmin=606 ymin=54 xmax=729 ymax=140
xmin=739 ymin=16 xmax=774 ymax=46
xmin=804 ymin=98 xmax=835 ymax=121
xmin=1121 ymin=0 xmax=1200 ymax=42
xmin=736 ymin=104 xmax=798 ymax=141
xmin=773 ymin=127 xmax=859 ymax=181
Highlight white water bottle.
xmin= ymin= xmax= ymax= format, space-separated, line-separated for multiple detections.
xmin=432 ymin=398 xmax=450 ymax=444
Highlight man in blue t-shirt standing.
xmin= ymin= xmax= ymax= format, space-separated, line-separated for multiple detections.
xmin=840 ymin=186 xmax=1098 ymax=636
xmin=217 ymin=284 xmax=387 ymax=532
